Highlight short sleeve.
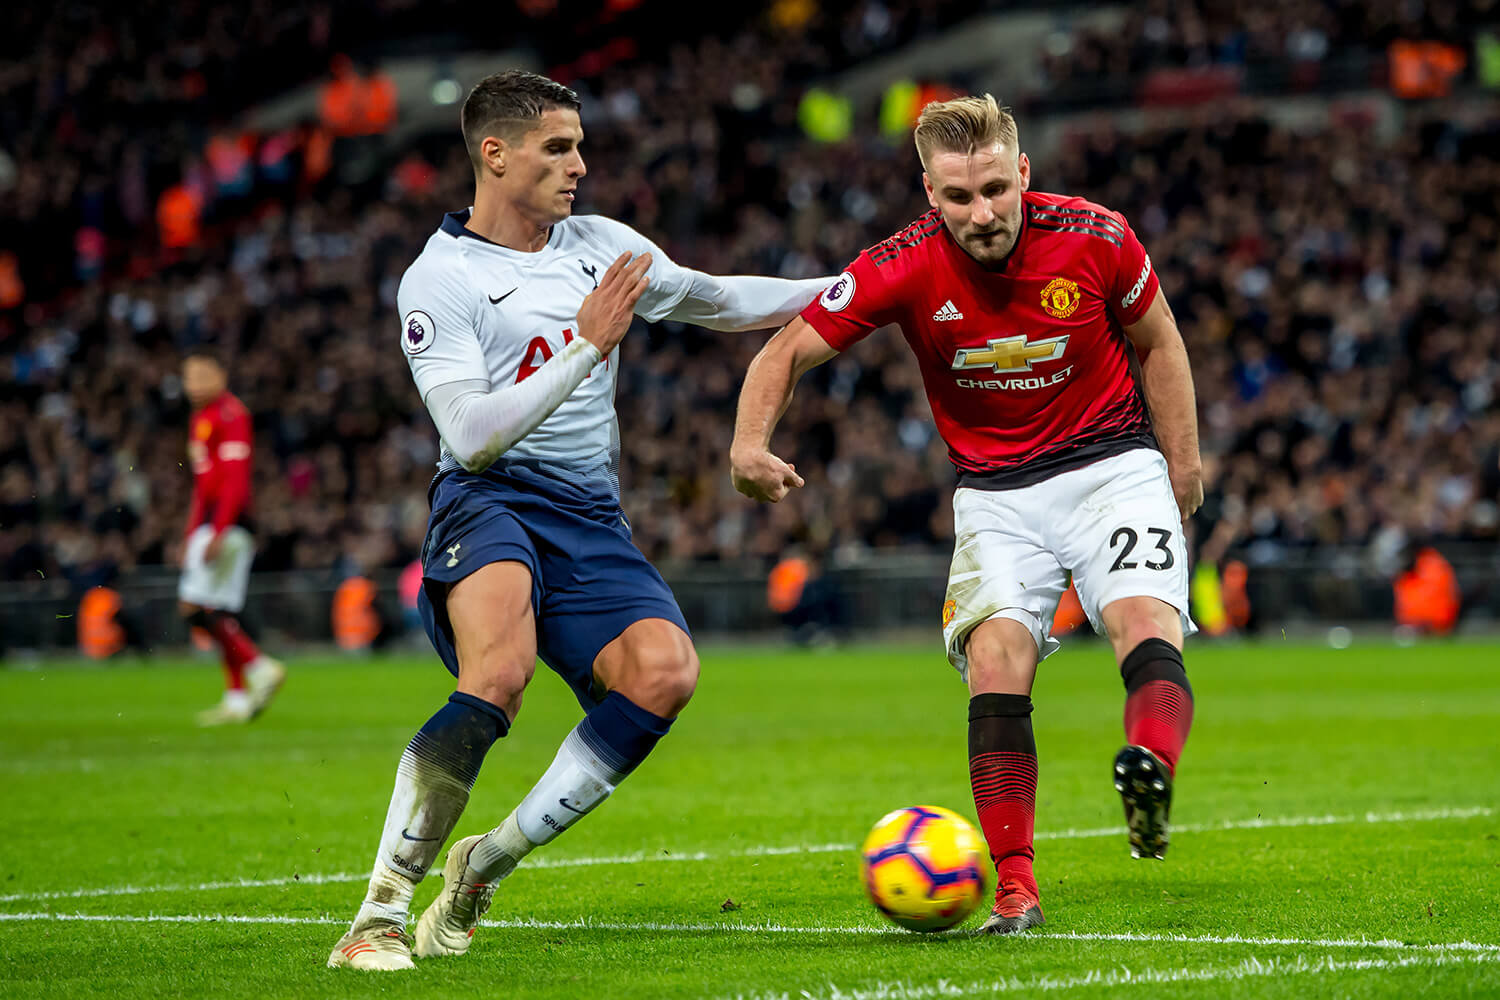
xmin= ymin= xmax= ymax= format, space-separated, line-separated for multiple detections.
xmin=398 ymin=257 xmax=485 ymax=401
xmin=1107 ymin=211 xmax=1159 ymax=327
xmin=800 ymin=251 xmax=901 ymax=351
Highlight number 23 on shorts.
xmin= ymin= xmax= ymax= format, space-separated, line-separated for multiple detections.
xmin=1107 ymin=526 xmax=1175 ymax=573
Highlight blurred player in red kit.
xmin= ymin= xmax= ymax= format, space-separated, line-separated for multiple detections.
xmin=178 ymin=348 xmax=285 ymax=725
xmin=733 ymin=95 xmax=1202 ymax=933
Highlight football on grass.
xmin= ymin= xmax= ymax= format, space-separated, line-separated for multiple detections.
xmin=860 ymin=805 xmax=985 ymax=932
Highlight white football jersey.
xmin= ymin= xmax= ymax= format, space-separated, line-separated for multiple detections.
xmin=398 ymin=211 xmax=699 ymax=493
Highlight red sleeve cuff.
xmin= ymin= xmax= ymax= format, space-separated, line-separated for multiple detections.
xmin=1116 ymin=268 xmax=1159 ymax=327
xmin=800 ymin=303 xmax=854 ymax=351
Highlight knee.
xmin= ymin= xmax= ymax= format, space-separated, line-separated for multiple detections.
xmin=457 ymin=652 xmax=534 ymax=721
xmin=1116 ymin=621 xmax=1174 ymax=659
xmin=965 ymin=617 xmax=1039 ymax=695
xmin=1105 ymin=600 xmax=1182 ymax=663
xmin=624 ymin=636 xmax=699 ymax=718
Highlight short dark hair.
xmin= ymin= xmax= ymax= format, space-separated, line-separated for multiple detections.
xmin=461 ymin=70 xmax=581 ymax=172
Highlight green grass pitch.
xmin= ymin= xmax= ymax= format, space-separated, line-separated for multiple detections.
xmin=3 ymin=638 xmax=1498 ymax=998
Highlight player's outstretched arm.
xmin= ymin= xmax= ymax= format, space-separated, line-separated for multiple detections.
xmin=730 ymin=316 xmax=839 ymax=503
xmin=666 ymin=271 xmax=833 ymax=333
xmin=591 ymin=218 xmax=827 ymax=332
xmin=425 ymin=253 xmax=651 ymax=473
xmin=1124 ymin=288 xmax=1203 ymax=519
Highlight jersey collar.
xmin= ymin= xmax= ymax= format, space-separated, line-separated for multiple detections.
xmin=441 ymin=208 xmax=501 ymax=244
xmin=441 ymin=208 xmax=556 ymax=252
xmin=192 ymin=390 xmax=231 ymax=416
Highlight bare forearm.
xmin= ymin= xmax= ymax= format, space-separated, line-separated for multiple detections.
xmin=730 ymin=318 xmax=837 ymax=501
xmin=1140 ymin=339 xmax=1200 ymax=475
xmin=733 ymin=343 xmax=800 ymax=452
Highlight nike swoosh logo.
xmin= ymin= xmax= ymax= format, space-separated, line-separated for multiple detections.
xmin=557 ymin=798 xmax=587 ymax=815
xmin=401 ymin=827 xmax=443 ymax=842
xmin=489 ymin=288 xmax=517 ymax=304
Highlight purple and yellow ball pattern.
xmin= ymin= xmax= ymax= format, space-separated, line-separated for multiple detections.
xmin=859 ymin=805 xmax=986 ymax=932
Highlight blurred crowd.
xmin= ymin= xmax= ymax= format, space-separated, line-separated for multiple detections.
xmin=3 ymin=2 xmax=1499 ymax=595
xmin=1035 ymin=0 xmax=1493 ymax=93
xmin=0 ymin=0 xmax=972 ymax=310
xmin=2 ymin=0 xmax=420 ymax=308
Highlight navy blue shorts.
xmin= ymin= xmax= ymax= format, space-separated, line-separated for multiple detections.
xmin=417 ymin=464 xmax=690 ymax=711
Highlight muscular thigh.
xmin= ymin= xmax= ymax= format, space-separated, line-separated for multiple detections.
xmin=531 ymin=511 xmax=691 ymax=712
xmin=1050 ymin=450 xmax=1193 ymax=637
xmin=592 ymin=617 xmax=698 ymax=718
xmin=444 ymin=561 xmax=538 ymax=715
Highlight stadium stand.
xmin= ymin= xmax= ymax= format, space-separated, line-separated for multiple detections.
xmin=2 ymin=1 xmax=1498 ymax=642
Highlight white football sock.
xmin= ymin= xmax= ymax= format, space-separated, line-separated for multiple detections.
xmin=353 ymin=863 xmax=415 ymax=929
xmin=514 ymin=726 xmax=622 ymax=844
xmin=465 ymin=811 xmax=533 ymax=883
xmin=467 ymin=728 xmax=624 ymax=880
xmin=352 ymin=734 xmax=474 ymax=927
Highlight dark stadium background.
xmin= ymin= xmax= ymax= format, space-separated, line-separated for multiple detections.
xmin=3 ymin=0 xmax=1498 ymax=654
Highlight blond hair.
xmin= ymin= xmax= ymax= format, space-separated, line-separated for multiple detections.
xmin=913 ymin=94 xmax=1019 ymax=170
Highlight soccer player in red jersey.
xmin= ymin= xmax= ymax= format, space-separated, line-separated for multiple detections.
xmin=178 ymin=348 xmax=285 ymax=725
xmin=732 ymin=96 xmax=1203 ymax=934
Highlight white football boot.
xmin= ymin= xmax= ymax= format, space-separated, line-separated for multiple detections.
xmin=326 ymin=919 xmax=415 ymax=970
xmin=415 ymin=834 xmax=495 ymax=958
xmin=196 ymin=689 xmax=254 ymax=727
xmin=245 ymin=656 xmax=286 ymax=717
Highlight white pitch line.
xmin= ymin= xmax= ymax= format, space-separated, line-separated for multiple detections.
xmin=0 ymin=869 xmax=375 ymax=905
xmin=0 ymin=805 xmax=1489 ymax=906
xmin=1025 ymin=930 xmax=1500 ymax=954
xmin=0 ymin=912 xmax=346 ymax=925
xmin=0 ymin=912 xmax=883 ymax=932
xmin=0 ymin=847 xmax=857 ymax=905
xmin=711 ymin=951 xmax=1500 ymax=1000
xmin=1035 ymin=804 xmax=1494 ymax=842
xmin=2 ymin=911 xmax=1498 ymax=957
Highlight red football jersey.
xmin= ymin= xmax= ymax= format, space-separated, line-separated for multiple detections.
xmin=802 ymin=191 xmax=1161 ymax=489
xmin=185 ymin=391 xmax=253 ymax=535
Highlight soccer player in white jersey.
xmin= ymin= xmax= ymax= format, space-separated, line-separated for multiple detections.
xmin=328 ymin=70 xmax=830 ymax=970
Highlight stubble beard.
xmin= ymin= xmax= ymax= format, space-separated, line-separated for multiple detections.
xmin=965 ymin=228 xmax=1018 ymax=268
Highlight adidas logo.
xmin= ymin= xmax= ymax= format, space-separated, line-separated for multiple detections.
xmin=933 ymin=300 xmax=964 ymax=321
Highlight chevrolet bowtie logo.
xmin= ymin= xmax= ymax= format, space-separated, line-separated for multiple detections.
xmin=951 ymin=335 xmax=1070 ymax=373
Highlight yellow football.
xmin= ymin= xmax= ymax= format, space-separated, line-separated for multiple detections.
xmin=859 ymin=805 xmax=986 ymax=932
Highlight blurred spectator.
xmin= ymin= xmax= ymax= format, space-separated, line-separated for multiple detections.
xmin=319 ymin=56 xmax=399 ymax=138
xmin=767 ymin=552 xmax=847 ymax=644
xmin=156 ymin=181 xmax=202 ymax=250
xmin=332 ymin=574 xmax=383 ymax=650
xmin=1394 ymin=545 xmax=1461 ymax=634
xmin=1389 ymin=40 xmax=1466 ymax=98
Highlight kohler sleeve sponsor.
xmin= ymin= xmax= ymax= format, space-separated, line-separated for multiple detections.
xmin=1121 ymin=254 xmax=1152 ymax=310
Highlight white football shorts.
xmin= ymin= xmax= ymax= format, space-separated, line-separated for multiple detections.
xmin=178 ymin=524 xmax=255 ymax=612
xmin=942 ymin=448 xmax=1196 ymax=679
